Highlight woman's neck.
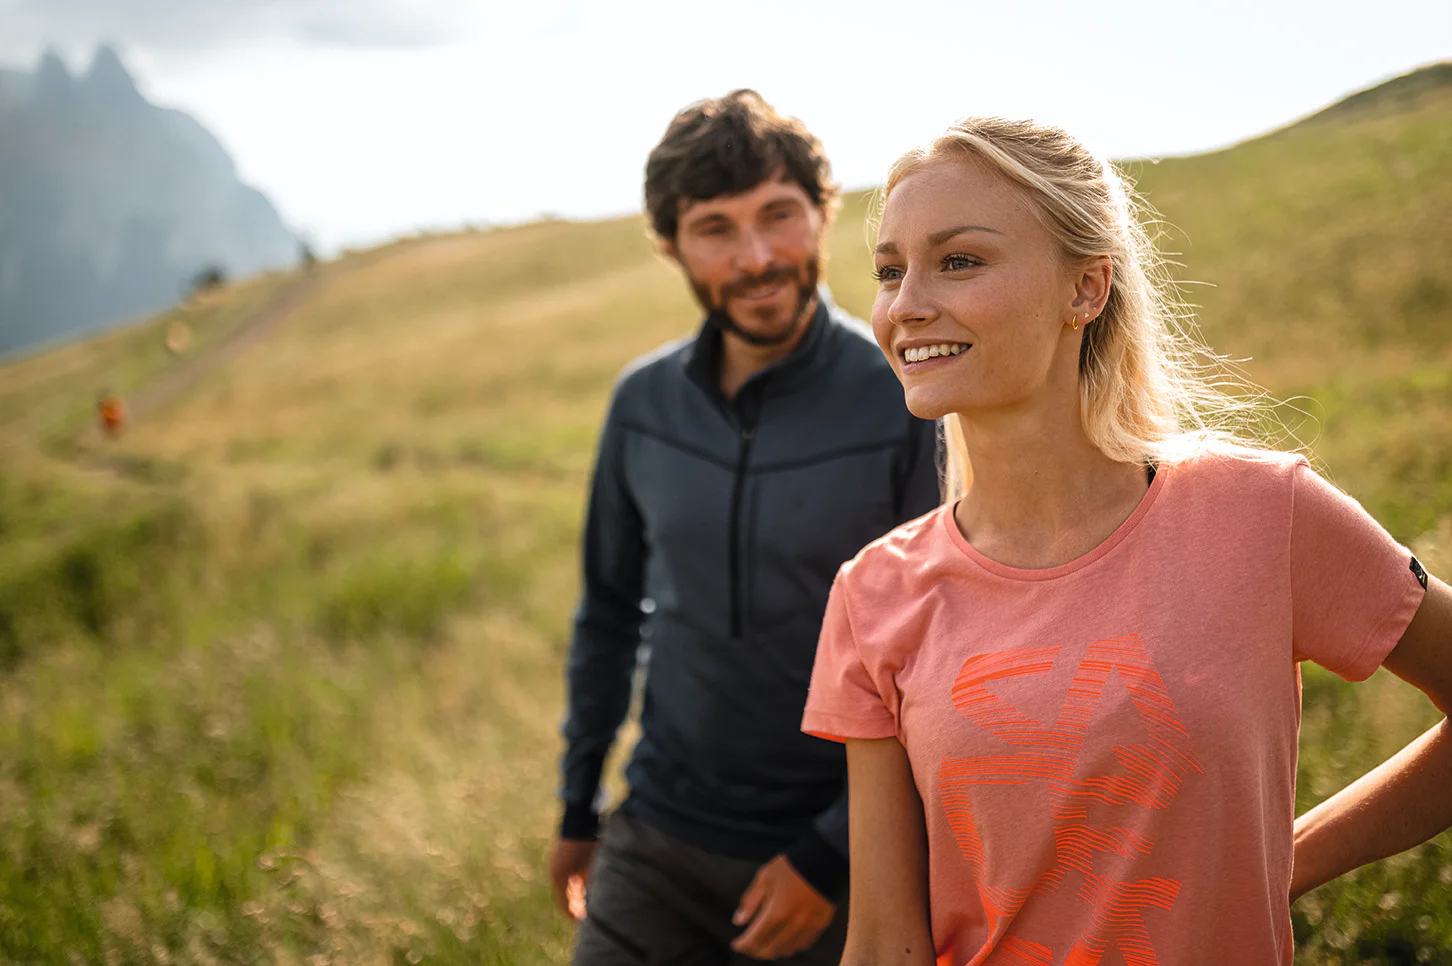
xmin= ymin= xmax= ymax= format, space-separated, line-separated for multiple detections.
xmin=954 ymin=400 xmax=1149 ymax=570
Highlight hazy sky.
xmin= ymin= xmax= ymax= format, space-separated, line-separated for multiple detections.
xmin=4 ymin=0 xmax=1448 ymax=252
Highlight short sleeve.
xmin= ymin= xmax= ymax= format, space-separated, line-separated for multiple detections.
xmin=802 ymin=573 xmax=898 ymax=742
xmin=1291 ymin=459 xmax=1427 ymax=681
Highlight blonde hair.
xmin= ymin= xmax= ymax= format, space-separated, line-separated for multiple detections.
xmin=879 ymin=117 xmax=1273 ymax=501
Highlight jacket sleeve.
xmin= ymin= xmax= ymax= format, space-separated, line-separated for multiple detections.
xmin=895 ymin=413 xmax=943 ymax=521
xmin=559 ymin=394 xmax=647 ymax=840
xmin=785 ymin=414 xmax=939 ymax=896
xmin=784 ymin=792 xmax=850 ymax=901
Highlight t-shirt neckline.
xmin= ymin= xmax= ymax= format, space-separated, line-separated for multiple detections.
xmin=941 ymin=463 xmax=1170 ymax=582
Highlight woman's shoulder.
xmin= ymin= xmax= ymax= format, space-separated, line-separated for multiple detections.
xmin=837 ymin=503 xmax=957 ymax=597
xmin=1164 ymin=442 xmax=1308 ymax=495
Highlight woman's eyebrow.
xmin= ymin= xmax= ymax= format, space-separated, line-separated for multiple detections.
xmin=927 ymin=224 xmax=1002 ymax=246
xmin=875 ymin=224 xmax=1003 ymax=256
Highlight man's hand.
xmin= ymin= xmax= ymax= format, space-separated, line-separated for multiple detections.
xmin=730 ymin=855 xmax=836 ymax=960
xmin=548 ymin=837 xmax=597 ymax=921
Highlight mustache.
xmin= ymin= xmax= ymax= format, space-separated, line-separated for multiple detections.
xmin=720 ymin=265 xmax=799 ymax=300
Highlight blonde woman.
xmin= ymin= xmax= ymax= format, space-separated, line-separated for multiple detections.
xmin=800 ymin=118 xmax=1452 ymax=965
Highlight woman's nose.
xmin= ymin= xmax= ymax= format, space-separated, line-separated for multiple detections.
xmin=888 ymin=272 xmax=936 ymax=327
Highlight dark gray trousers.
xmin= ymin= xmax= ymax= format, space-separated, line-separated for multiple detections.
xmin=572 ymin=811 xmax=849 ymax=966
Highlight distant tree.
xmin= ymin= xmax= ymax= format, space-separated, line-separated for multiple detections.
xmin=190 ymin=265 xmax=226 ymax=295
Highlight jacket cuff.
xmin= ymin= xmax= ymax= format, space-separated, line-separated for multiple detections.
xmin=560 ymin=803 xmax=601 ymax=841
xmin=784 ymin=827 xmax=849 ymax=901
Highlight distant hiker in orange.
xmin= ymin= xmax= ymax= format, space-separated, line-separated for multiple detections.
xmin=97 ymin=392 xmax=127 ymax=437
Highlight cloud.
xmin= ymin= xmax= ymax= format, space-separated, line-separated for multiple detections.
xmin=0 ymin=0 xmax=464 ymax=62
xmin=291 ymin=6 xmax=453 ymax=50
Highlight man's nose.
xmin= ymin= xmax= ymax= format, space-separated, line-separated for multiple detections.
xmin=734 ymin=227 xmax=773 ymax=275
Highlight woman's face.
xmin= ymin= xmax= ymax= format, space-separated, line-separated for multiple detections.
xmin=871 ymin=158 xmax=1087 ymax=422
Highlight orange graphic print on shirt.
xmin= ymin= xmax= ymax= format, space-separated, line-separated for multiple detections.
xmin=937 ymin=634 xmax=1203 ymax=965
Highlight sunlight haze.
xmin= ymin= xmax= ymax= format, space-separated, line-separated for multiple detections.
xmin=4 ymin=0 xmax=1448 ymax=252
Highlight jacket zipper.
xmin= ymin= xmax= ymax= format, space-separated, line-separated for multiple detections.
xmin=727 ymin=423 xmax=755 ymax=638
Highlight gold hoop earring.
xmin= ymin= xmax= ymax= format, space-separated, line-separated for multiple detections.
xmin=1070 ymin=314 xmax=1080 ymax=331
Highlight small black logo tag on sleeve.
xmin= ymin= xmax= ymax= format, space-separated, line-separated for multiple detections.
xmin=1410 ymin=555 xmax=1429 ymax=590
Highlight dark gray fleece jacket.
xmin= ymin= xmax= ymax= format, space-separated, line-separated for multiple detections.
xmin=560 ymin=299 xmax=939 ymax=898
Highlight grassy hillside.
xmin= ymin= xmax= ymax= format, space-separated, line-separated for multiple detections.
xmin=1 ymin=65 xmax=1450 ymax=964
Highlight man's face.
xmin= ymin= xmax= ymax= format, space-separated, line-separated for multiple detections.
xmin=667 ymin=176 xmax=824 ymax=347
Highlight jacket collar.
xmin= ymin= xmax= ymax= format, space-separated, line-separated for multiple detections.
xmin=683 ymin=297 xmax=833 ymax=401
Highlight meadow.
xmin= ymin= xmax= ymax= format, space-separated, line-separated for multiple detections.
xmin=0 ymin=66 xmax=1450 ymax=964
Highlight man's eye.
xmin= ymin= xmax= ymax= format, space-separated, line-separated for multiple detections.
xmin=944 ymin=254 xmax=980 ymax=271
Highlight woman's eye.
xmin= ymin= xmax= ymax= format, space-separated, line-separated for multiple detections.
xmin=944 ymin=254 xmax=979 ymax=271
xmin=872 ymin=265 xmax=903 ymax=283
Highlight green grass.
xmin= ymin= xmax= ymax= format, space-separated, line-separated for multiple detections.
xmin=0 ymin=65 xmax=1449 ymax=964
xmin=0 ymin=272 xmax=295 ymax=449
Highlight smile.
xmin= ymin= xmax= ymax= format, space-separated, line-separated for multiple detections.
xmin=736 ymin=281 xmax=788 ymax=301
xmin=901 ymin=342 xmax=970 ymax=364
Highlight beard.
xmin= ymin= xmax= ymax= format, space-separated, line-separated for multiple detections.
xmin=689 ymin=257 xmax=820 ymax=348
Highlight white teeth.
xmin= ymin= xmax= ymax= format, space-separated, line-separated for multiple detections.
xmin=904 ymin=343 xmax=968 ymax=363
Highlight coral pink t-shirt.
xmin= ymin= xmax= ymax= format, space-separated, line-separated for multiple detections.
xmin=802 ymin=450 xmax=1427 ymax=966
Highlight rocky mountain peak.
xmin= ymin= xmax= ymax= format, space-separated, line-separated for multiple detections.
xmin=82 ymin=43 xmax=145 ymax=107
xmin=33 ymin=49 xmax=72 ymax=100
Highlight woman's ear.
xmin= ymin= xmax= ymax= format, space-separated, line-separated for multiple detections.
xmin=1070 ymin=255 xmax=1113 ymax=320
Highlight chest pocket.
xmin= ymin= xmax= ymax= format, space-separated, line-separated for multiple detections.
xmin=625 ymin=434 xmax=736 ymax=620
xmin=744 ymin=448 xmax=900 ymax=628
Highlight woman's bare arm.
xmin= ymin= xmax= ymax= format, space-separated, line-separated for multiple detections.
xmin=841 ymin=736 xmax=936 ymax=966
xmin=1291 ymin=575 xmax=1452 ymax=900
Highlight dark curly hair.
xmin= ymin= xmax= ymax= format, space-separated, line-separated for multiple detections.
xmin=644 ymin=90 xmax=839 ymax=241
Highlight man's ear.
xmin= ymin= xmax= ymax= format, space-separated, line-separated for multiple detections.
xmin=812 ymin=203 xmax=830 ymax=233
xmin=658 ymin=236 xmax=681 ymax=265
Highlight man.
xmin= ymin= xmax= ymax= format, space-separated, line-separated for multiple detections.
xmin=551 ymin=90 xmax=939 ymax=964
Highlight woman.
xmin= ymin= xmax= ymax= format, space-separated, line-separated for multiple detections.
xmin=800 ymin=118 xmax=1452 ymax=965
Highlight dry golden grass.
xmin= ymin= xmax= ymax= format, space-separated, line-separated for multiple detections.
xmin=0 ymin=66 xmax=1449 ymax=963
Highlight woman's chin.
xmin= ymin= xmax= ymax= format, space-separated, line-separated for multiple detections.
xmin=902 ymin=389 xmax=958 ymax=422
